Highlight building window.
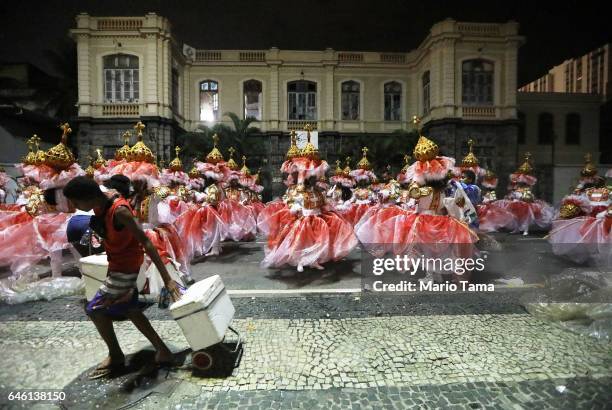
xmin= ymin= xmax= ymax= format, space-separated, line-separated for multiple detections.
xmin=341 ymin=81 xmax=360 ymax=120
xmin=565 ymin=113 xmax=581 ymax=145
xmin=243 ymin=79 xmax=262 ymax=120
xmin=462 ymin=59 xmax=494 ymax=105
xmin=171 ymin=68 xmax=180 ymax=112
xmin=517 ymin=111 xmax=526 ymax=144
xmin=199 ymin=80 xmax=219 ymax=121
xmin=103 ymin=54 xmax=139 ymax=103
xmin=538 ymin=112 xmax=554 ymax=144
xmin=422 ymin=72 xmax=430 ymax=116
xmin=288 ymin=80 xmax=317 ymax=120
xmin=383 ymin=81 xmax=402 ymax=121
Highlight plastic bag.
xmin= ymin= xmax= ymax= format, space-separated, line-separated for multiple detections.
xmin=522 ymin=268 xmax=612 ymax=340
xmin=0 ymin=277 xmax=84 ymax=305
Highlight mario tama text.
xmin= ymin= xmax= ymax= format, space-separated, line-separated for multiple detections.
xmin=370 ymin=280 xmax=495 ymax=292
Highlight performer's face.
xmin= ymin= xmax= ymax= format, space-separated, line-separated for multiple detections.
xmin=461 ymin=172 xmax=473 ymax=184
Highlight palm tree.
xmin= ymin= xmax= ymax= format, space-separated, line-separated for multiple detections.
xmin=176 ymin=112 xmax=263 ymax=163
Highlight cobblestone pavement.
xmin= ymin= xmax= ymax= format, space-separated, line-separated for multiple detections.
xmin=0 ymin=293 xmax=611 ymax=409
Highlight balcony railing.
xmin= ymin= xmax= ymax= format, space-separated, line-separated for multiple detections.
xmin=97 ymin=19 xmax=143 ymax=30
xmin=287 ymin=120 xmax=318 ymax=130
xmin=101 ymin=103 xmax=140 ymax=117
xmin=456 ymin=23 xmax=500 ymax=36
xmin=462 ymin=106 xmax=497 ymax=117
xmin=380 ymin=54 xmax=406 ymax=64
xmin=338 ymin=53 xmax=364 ymax=63
xmin=239 ymin=52 xmax=265 ymax=62
xmin=195 ymin=51 xmax=222 ymax=62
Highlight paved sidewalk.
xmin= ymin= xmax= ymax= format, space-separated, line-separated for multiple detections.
xmin=0 ymin=294 xmax=611 ymax=409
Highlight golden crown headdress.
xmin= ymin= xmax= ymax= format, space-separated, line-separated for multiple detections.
xmin=85 ymin=156 xmax=96 ymax=178
xmin=93 ymin=148 xmax=106 ymax=169
xmin=240 ymin=155 xmax=251 ymax=175
xmin=206 ymin=134 xmax=224 ymax=164
xmin=461 ymin=139 xmax=479 ymax=167
xmin=31 ymin=135 xmax=46 ymax=166
xmin=401 ymin=154 xmax=411 ymax=172
xmin=226 ymin=147 xmax=239 ymax=170
xmin=580 ymin=153 xmax=597 ymax=177
xmin=286 ymin=130 xmax=300 ymax=159
xmin=357 ymin=147 xmax=372 ymax=170
xmin=343 ymin=157 xmax=352 ymax=175
xmin=22 ymin=137 xmax=37 ymax=165
xmin=129 ymin=121 xmax=155 ymax=163
xmin=300 ymin=124 xmax=319 ymax=160
xmin=484 ymin=168 xmax=496 ymax=179
xmin=188 ymin=159 xmax=201 ymax=179
xmin=115 ymin=131 xmax=132 ymax=161
xmin=45 ymin=123 xmax=76 ymax=170
xmin=413 ymin=136 xmax=439 ymax=162
xmin=334 ymin=160 xmax=344 ymax=176
xmin=516 ymin=152 xmax=534 ymax=175
xmin=168 ymin=146 xmax=183 ymax=172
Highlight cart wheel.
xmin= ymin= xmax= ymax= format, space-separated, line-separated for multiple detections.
xmin=192 ymin=350 xmax=213 ymax=371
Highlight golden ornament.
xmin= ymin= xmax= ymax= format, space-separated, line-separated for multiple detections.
xmin=45 ymin=123 xmax=76 ymax=170
xmin=517 ymin=152 xmax=534 ymax=175
xmin=357 ymin=147 xmax=372 ymax=170
xmin=240 ymin=155 xmax=251 ymax=175
xmin=168 ymin=146 xmax=183 ymax=172
xmin=286 ymin=130 xmax=300 ymax=159
xmin=226 ymin=146 xmax=239 ymax=170
xmin=413 ymin=135 xmax=439 ymax=162
xmin=129 ymin=121 xmax=155 ymax=163
xmin=116 ymin=131 xmax=132 ymax=161
xmin=580 ymin=153 xmax=597 ymax=177
xmin=206 ymin=134 xmax=224 ymax=164
xmin=461 ymin=139 xmax=479 ymax=167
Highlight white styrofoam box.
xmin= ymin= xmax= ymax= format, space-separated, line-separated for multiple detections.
xmin=170 ymin=275 xmax=235 ymax=351
xmin=80 ymin=253 xmax=108 ymax=301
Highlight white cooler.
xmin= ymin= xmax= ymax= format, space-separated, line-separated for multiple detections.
xmin=170 ymin=275 xmax=235 ymax=351
xmin=79 ymin=254 xmax=109 ymax=301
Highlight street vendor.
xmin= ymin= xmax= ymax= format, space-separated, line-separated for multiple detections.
xmin=62 ymin=176 xmax=182 ymax=379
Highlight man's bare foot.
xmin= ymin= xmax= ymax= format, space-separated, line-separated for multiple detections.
xmin=88 ymin=355 xmax=125 ymax=379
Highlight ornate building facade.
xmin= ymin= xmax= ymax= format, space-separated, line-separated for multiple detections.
xmin=71 ymin=13 xmax=523 ymax=190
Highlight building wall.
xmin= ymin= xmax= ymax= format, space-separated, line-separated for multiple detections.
xmin=70 ymin=13 xmax=524 ymax=185
xmin=519 ymin=44 xmax=610 ymax=101
xmin=516 ymin=92 xmax=602 ymax=201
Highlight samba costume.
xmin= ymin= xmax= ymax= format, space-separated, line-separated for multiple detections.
xmin=0 ymin=125 xmax=82 ymax=278
xmin=496 ymin=153 xmax=554 ymax=235
xmin=548 ymin=154 xmax=611 ymax=264
xmin=343 ymin=148 xmax=376 ymax=226
xmin=327 ymin=158 xmax=355 ymax=215
xmin=174 ymin=134 xmax=227 ymax=257
xmin=217 ymin=147 xmax=258 ymax=242
xmin=256 ymin=132 xmax=301 ymax=238
xmin=476 ymin=169 xmax=517 ymax=233
xmin=261 ymin=126 xmax=357 ymax=272
xmin=393 ymin=134 xmax=478 ymax=281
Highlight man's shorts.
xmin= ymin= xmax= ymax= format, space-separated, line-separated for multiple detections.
xmin=85 ymin=289 xmax=140 ymax=319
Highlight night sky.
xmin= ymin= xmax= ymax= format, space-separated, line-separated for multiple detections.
xmin=0 ymin=0 xmax=610 ymax=85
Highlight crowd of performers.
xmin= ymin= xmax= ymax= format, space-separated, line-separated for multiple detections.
xmin=0 ymin=120 xmax=610 ymax=292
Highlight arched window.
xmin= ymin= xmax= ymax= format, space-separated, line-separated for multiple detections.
xmin=341 ymin=81 xmax=360 ymax=120
xmin=517 ymin=111 xmax=526 ymax=144
xmin=538 ymin=112 xmax=554 ymax=144
xmin=565 ymin=113 xmax=581 ymax=145
xmin=199 ymin=80 xmax=219 ymax=121
xmin=103 ymin=54 xmax=139 ymax=103
xmin=462 ymin=59 xmax=494 ymax=106
xmin=288 ymin=80 xmax=317 ymax=120
xmin=422 ymin=72 xmax=430 ymax=116
xmin=243 ymin=80 xmax=262 ymax=120
xmin=384 ymin=81 xmax=402 ymax=121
